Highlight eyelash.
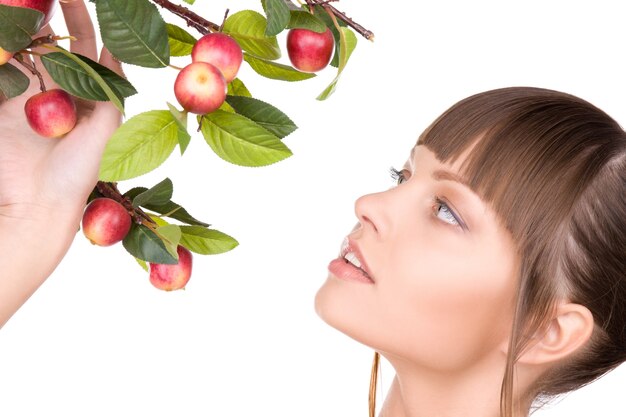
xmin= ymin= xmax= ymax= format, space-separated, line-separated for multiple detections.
xmin=389 ymin=166 xmax=462 ymax=228
xmin=389 ymin=167 xmax=406 ymax=186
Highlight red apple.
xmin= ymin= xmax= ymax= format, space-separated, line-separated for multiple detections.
xmin=0 ymin=47 xmax=13 ymax=65
xmin=81 ymin=198 xmax=132 ymax=247
xmin=0 ymin=0 xmax=57 ymax=28
xmin=286 ymin=27 xmax=334 ymax=73
xmin=149 ymin=246 xmax=193 ymax=291
xmin=24 ymin=88 xmax=77 ymax=138
xmin=174 ymin=61 xmax=227 ymax=114
xmin=191 ymin=33 xmax=243 ymax=83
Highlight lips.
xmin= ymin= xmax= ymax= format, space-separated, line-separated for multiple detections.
xmin=339 ymin=236 xmax=375 ymax=282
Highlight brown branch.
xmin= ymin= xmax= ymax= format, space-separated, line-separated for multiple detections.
xmin=151 ymin=0 xmax=219 ymax=35
xmin=306 ymin=0 xmax=375 ymax=41
xmin=95 ymin=181 xmax=156 ymax=226
xmin=151 ymin=0 xmax=373 ymax=41
xmin=12 ymin=53 xmax=46 ymax=92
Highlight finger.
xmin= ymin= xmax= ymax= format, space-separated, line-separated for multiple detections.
xmin=99 ymin=46 xmax=125 ymax=78
xmin=59 ymin=0 xmax=97 ymax=60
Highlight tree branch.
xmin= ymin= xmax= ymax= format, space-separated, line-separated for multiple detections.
xmin=151 ymin=0 xmax=219 ymax=35
xmin=12 ymin=53 xmax=46 ymax=92
xmin=306 ymin=0 xmax=375 ymax=41
xmin=95 ymin=181 xmax=156 ymax=226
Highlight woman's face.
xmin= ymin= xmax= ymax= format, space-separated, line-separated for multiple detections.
xmin=315 ymin=144 xmax=521 ymax=372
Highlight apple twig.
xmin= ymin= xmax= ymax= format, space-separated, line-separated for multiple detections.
xmin=219 ymin=8 xmax=230 ymax=32
xmin=12 ymin=53 xmax=47 ymax=92
xmin=27 ymin=34 xmax=77 ymax=49
xmin=151 ymin=0 xmax=219 ymax=35
xmin=150 ymin=0 xmax=373 ymax=41
xmin=305 ymin=0 xmax=375 ymax=41
xmin=95 ymin=181 xmax=156 ymax=226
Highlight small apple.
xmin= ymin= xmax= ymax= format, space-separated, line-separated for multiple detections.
xmin=149 ymin=246 xmax=193 ymax=291
xmin=24 ymin=88 xmax=77 ymax=138
xmin=174 ymin=61 xmax=227 ymax=114
xmin=81 ymin=198 xmax=132 ymax=247
xmin=286 ymin=27 xmax=334 ymax=73
xmin=0 ymin=0 xmax=57 ymax=28
xmin=0 ymin=47 xmax=14 ymax=65
xmin=191 ymin=33 xmax=243 ymax=83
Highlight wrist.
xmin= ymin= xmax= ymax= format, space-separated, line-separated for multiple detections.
xmin=0 ymin=202 xmax=82 ymax=327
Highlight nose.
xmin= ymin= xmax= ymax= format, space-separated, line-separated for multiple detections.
xmin=354 ymin=191 xmax=391 ymax=238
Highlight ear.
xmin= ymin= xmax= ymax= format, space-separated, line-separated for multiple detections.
xmin=516 ymin=302 xmax=594 ymax=365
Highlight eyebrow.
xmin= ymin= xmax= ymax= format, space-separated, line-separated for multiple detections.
xmin=431 ymin=169 xmax=471 ymax=189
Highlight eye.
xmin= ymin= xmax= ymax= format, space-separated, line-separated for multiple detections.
xmin=389 ymin=167 xmax=408 ymax=186
xmin=434 ymin=197 xmax=461 ymax=227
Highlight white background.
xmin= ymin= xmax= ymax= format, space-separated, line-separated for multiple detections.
xmin=1 ymin=1 xmax=625 ymax=416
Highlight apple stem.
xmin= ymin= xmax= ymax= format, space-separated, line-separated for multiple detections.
xmin=12 ymin=53 xmax=47 ymax=93
xmin=305 ymin=0 xmax=375 ymax=41
xmin=168 ymin=64 xmax=183 ymax=71
xmin=28 ymin=34 xmax=59 ymax=50
xmin=95 ymin=181 xmax=157 ymax=226
xmin=151 ymin=0 xmax=219 ymax=35
xmin=218 ymin=9 xmax=230 ymax=33
xmin=197 ymin=115 xmax=205 ymax=132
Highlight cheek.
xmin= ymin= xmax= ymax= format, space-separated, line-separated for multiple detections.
xmin=375 ymin=241 xmax=518 ymax=369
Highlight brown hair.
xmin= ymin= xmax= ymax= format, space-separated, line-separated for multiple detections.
xmin=369 ymin=87 xmax=626 ymax=417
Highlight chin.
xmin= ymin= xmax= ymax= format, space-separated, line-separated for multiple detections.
xmin=314 ymin=277 xmax=381 ymax=350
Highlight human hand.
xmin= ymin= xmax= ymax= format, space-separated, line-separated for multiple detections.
xmin=0 ymin=0 xmax=123 ymax=222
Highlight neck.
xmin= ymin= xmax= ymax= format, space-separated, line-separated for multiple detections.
xmin=376 ymin=353 xmax=532 ymax=417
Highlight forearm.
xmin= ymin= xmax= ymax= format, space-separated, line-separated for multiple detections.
xmin=0 ymin=205 xmax=82 ymax=327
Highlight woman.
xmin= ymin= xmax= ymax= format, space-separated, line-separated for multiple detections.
xmin=2 ymin=3 xmax=625 ymax=417
xmin=316 ymin=87 xmax=626 ymax=417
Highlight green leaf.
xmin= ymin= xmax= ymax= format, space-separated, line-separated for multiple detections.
xmin=0 ymin=4 xmax=43 ymax=52
xmin=95 ymin=0 xmax=170 ymax=68
xmin=263 ymin=0 xmax=290 ymax=36
xmin=132 ymin=178 xmax=173 ymax=208
xmin=99 ymin=110 xmax=179 ymax=181
xmin=222 ymin=10 xmax=280 ymax=60
xmin=182 ymin=0 xmax=196 ymax=6
xmin=225 ymin=95 xmax=297 ymax=139
xmin=149 ymin=214 xmax=169 ymax=227
xmin=123 ymin=224 xmax=178 ymax=264
xmin=180 ymin=226 xmax=238 ymax=255
xmin=0 ymin=62 xmax=29 ymax=99
xmin=166 ymin=102 xmax=191 ymax=154
xmin=243 ymin=53 xmax=314 ymax=82
xmin=287 ymin=10 xmax=327 ymax=33
xmin=42 ymin=47 xmax=125 ymax=113
xmin=148 ymin=202 xmax=208 ymax=227
xmin=124 ymin=187 xmax=210 ymax=227
xmin=281 ymin=0 xmax=301 ymax=11
xmin=228 ymin=78 xmax=252 ymax=97
xmin=41 ymin=51 xmax=136 ymax=102
xmin=166 ymin=23 xmax=196 ymax=57
xmin=220 ymin=78 xmax=251 ymax=112
xmin=155 ymin=224 xmax=181 ymax=259
xmin=200 ymin=110 xmax=292 ymax=167
xmin=317 ymin=27 xmax=357 ymax=101
xmin=135 ymin=257 xmax=149 ymax=272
